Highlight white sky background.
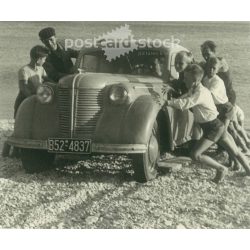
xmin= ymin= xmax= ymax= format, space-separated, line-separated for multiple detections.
xmin=0 ymin=0 xmax=249 ymax=249
xmin=0 ymin=0 xmax=250 ymax=21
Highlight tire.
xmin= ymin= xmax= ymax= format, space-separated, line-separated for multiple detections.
xmin=132 ymin=122 xmax=160 ymax=182
xmin=2 ymin=141 xmax=11 ymax=157
xmin=20 ymin=149 xmax=55 ymax=173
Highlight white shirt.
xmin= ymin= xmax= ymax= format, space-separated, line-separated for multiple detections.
xmin=167 ymin=83 xmax=218 ymax=124
xmin=202 ymin=75 xmax=228 ymax=105
xmin=18 ymin=65 xmax=47 ymax=95
xmin=18 ymin=65 xmax=47 ymax=84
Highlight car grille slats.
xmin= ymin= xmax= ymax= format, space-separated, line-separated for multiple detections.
xmin=58 ymin=88 xmax=103 ymax=139
xmin=75 ymin=89 xmax=103 ymax=138
xmin=58 ymin=89 xmax=71 ymax=137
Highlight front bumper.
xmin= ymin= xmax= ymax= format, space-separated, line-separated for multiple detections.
xmin=6 ymin=137 xmax=147 ymax=154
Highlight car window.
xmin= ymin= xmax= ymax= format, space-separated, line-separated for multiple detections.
xmin=78 ymin=48 xmax=169 ymax=77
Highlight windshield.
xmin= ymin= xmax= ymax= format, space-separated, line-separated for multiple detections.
xmin=78 ymin=48 xmax=168 ymax=77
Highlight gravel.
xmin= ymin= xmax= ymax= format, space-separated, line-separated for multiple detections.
xmin=0 ymin=120 xmax=249 ymax=229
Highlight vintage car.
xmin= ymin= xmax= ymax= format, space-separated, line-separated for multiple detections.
xmin=6 ymin=42 xmax=197 ymax=182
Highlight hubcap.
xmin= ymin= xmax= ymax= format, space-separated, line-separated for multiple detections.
xmin=148 ymin=133 xmax=159 ymax=167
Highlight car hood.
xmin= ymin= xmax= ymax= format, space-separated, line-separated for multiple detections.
xmin=58 ymin=72 xmax=164 ymax=89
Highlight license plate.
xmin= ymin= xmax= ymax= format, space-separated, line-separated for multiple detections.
xmin=47 ymin=138 xmax=91 ymax=154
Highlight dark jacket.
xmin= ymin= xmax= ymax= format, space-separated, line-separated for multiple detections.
xmin=43 ymin=42 xmax=79 ymax=82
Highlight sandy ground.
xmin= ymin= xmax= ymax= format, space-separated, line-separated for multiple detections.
xmin=0 ymin=120 xmax=250 ymax=229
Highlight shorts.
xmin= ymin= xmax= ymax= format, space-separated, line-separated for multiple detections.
xmin=199 ymin=118 xmax=225 ymax=142
xmin=216 ymin=102 xmax=234 ymax=122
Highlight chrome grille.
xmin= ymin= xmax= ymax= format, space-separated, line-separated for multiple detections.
xmin=74 ymin=89 xmax=103 ymax=138
xmin=58 ymin=88 xmax=103 ymax=139
xmin=58 ymin=88 xmax=71 ymax=137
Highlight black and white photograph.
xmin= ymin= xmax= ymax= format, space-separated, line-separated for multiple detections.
xmin=0 ymin=0 xmax=249 ymax=246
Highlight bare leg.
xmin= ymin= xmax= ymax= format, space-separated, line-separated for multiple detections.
xmin=228 ymin=122 xmax=248 ymax=153
xmin=191 ymin=138 xmax=228 ymax=183
xmin=234 ymin=122 xmax=250 ymax=148
xmin=221 ymin=119 xmax=242 ymax=168
xmin=218 ymin=133 xmax=250 ymax=175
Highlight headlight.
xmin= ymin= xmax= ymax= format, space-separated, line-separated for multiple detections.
xmin=36 ymin=85 xmax=54 ymax=104
xmin=109 ymin=85 xmax=129 ymax=105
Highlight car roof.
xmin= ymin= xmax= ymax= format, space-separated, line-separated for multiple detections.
xmin=79 ymin=40 xmax=189 ymax=54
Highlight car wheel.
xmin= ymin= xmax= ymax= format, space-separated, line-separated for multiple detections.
xmin=2 ymin=141 xmax=11 ymax=157
xmin=132 ymin=122 xmax=160 ymax=182
xmin=20 ymin=149 xmax=55 ymax=174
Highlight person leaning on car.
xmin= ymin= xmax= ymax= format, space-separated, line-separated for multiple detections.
xmin=14 ymin=45 xmax=49 ymax=118
xmin=38 ymin=27 xmax=79 ymax=82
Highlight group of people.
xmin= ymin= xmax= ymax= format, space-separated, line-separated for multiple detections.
xmin=2 ymin=27 xmax=79 ymax=158
xmin=5 ymin=27 xmax=250 ymax=184
xmin=165 ymin=40 xmax=250 ymax=183
xmin=14 ymin=27 xmax=79 ymax=117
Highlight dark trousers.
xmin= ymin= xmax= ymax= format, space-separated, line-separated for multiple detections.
xmin=14 ymin=92 xmax=26 ymax=118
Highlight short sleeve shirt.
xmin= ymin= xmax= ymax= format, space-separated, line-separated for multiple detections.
xmin=18 ymin=65 xmax=47 ymax=94
xmin=18 ymin=65 xmax=46 ymax=82
xmin=203 ymin=75 xmax=228 ymax=105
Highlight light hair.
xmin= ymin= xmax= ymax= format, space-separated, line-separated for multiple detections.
xmin=184 ymin=64 xmax=204 ymax=81
xmin=176 ymin=51 xmax=194 ymax=63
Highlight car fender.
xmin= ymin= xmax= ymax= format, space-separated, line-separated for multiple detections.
xmin=121 ymin=95 xmax=161 ymax=144
xmin=14 ymin=96 xmax=60 ymax=140
xmin=94 ymin=95 xmax=162 ymax=145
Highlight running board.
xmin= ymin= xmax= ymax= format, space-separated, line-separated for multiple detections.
xmin=158 ymin=156 xmax=192 ymax=171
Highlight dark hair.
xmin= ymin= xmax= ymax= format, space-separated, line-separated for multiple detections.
xmin=30 ymin=45 xmax=49 ymax=61
xmin=184 ymin=64 xmax=204 ymax=80
xmin=200 ymin=40 xmax=217 ymax=52
xmin=39 ymin=27 xmax=56 ymax=40
xmin=207 ymin=57 xmax=221 ymax=67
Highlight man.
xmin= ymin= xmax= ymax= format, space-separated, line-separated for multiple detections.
xmin=39 ymin=27 xmax=79 ymax=82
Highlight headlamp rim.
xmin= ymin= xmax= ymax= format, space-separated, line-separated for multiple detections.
xmin=36 ymin=84 xmax=54 ymax=104
xmin=109 ymin=84 xmax=129 ymax=105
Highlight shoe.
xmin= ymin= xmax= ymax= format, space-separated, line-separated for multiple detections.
xmin=212 ymin=168 xmax=228 ymax=184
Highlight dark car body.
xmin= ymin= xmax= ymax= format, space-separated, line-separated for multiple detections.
xmin=7 ymin=43 xmax=197 ymax=182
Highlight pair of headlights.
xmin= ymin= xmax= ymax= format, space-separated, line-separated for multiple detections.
xmin=36 ymin=84 xmax=129 ymax=105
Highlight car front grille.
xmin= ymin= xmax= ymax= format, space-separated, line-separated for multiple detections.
xmin=58 ymin=88 xmax=103 ymax=139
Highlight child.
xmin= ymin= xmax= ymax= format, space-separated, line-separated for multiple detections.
xmin=200 ymin=40 xmax=236 ymax=106
xmin=172 ymin=51 xmax=194 ymax=96
xmin=172 ymin=50 xmax=202 ymax=146
xmin=202 ymin=57 xmax=243 ymax=168
xmin=165 ymin=64 xmax=250 ymax=183
xmin=202 ymin=57 xmax=234 ymax=128
xmin=14 ymin=45 xmax=49 ymax=117
xmin=8 ymin=45 xmax=49 ymax=158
